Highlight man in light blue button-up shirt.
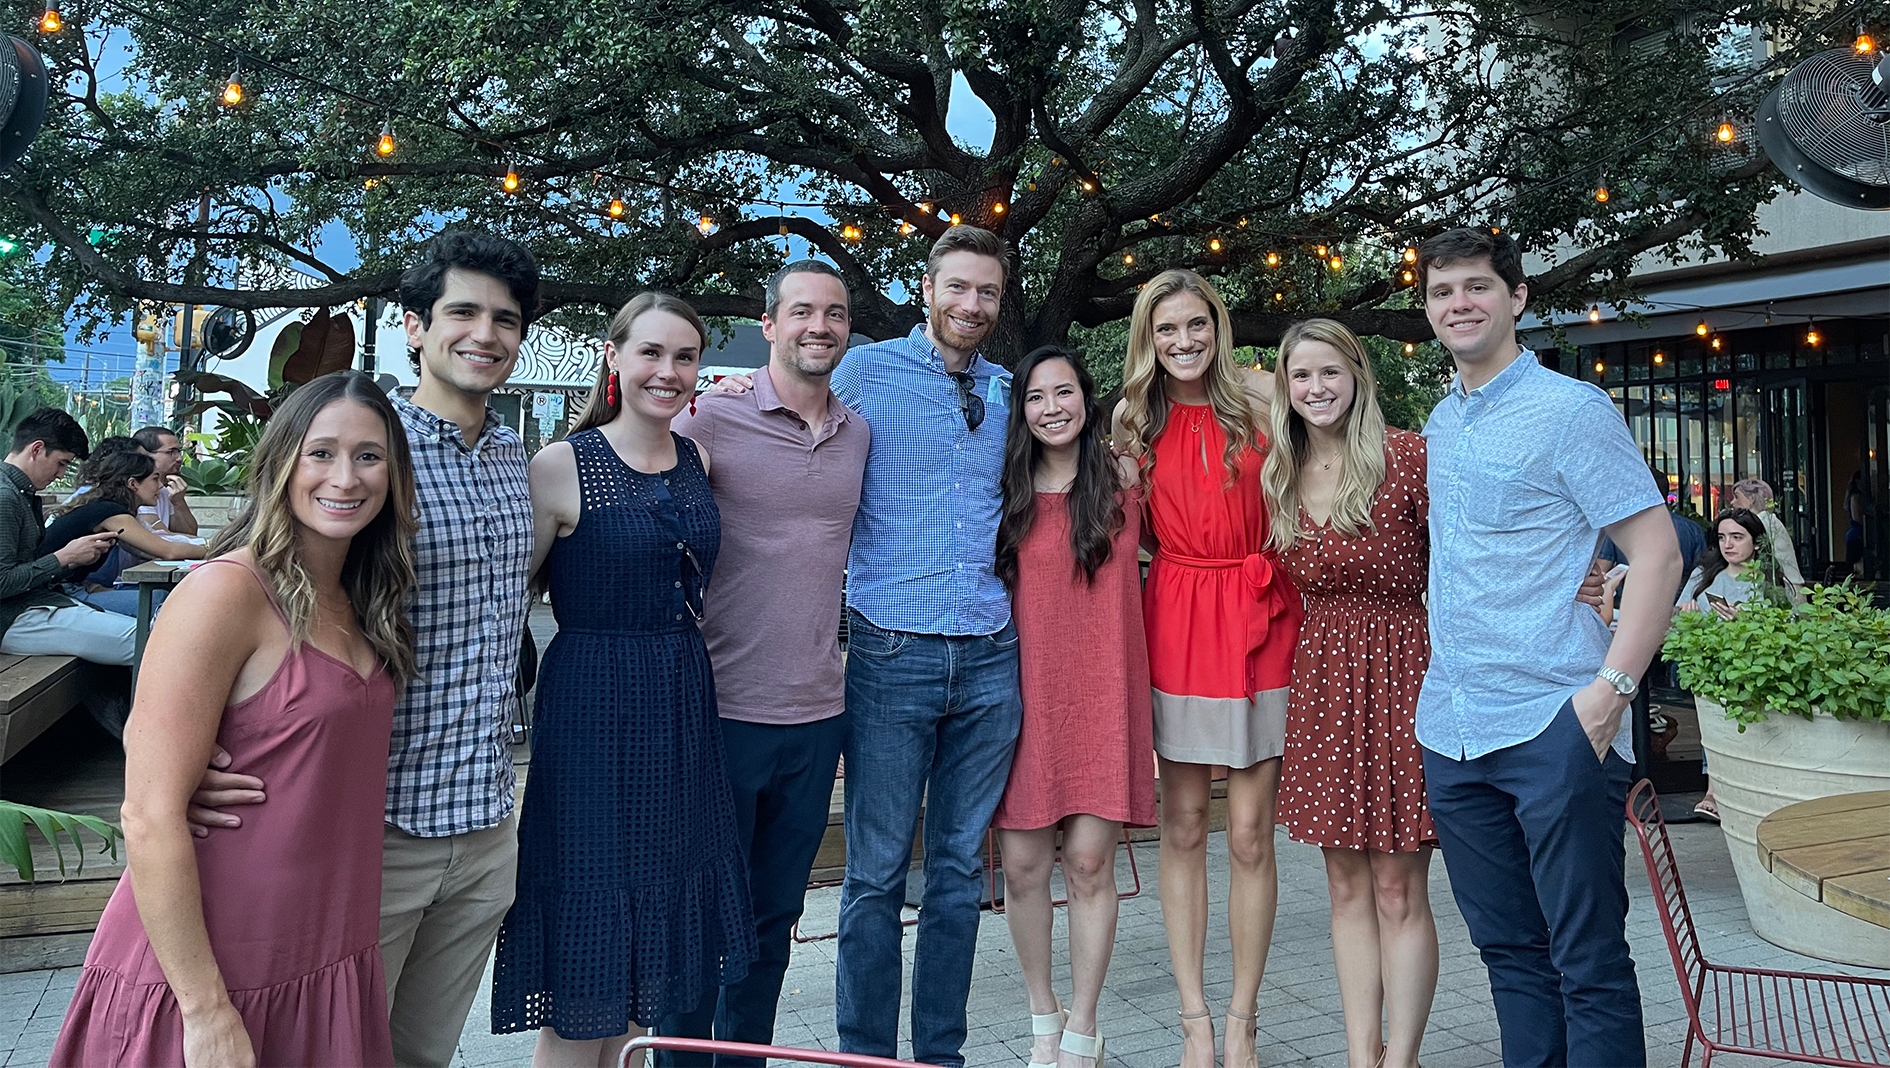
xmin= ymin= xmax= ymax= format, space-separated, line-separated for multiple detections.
xmin=828 ymin=226 xmax=1022 ymax=1068
xmin=1416 ymin=228 xmax=1681 ymax=1068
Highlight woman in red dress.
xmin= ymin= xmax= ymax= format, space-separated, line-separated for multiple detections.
xmin=1113 ymin=270 xmax=1301 ymax=1068
xmin=993 ymin=346 xmax=1156 ymax=1068
xmin=1261 ymin=319 xmax=1438 ymax=1068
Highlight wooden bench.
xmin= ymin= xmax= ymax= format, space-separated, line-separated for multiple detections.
xmin=0 ymin=654 xmax=92 ymax=785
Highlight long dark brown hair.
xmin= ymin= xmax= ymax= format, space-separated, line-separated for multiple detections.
xmin=995 ymin=346 xmax=1124 ymax=589
xmin=56 ymin=448 xmax=155 ymax=515
xmin=1692 ymin=507 xmax=1766 ymax=595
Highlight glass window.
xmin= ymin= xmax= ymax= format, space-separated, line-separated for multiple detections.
xmin=1627 ymin=344 xmax=1651 ymax=382
xmin=1651 ymin=346 xmax=1675 ymax=379
xmin=1679 ymin=384 xmax=1706 ymax=515
xmin=1677 ymin=345 xmax=1703 ymax=378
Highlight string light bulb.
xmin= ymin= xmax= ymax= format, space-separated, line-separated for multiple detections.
xmin=1265 ymin=251 xmax=1280 ymax=267
xmin=1209 ymin=237 xmax=1223 ymax=252
xmin=608 ymin=198 xmax=626 ymax=219
xmin=375 ymin=120 xmax=396 ymax=158
xmin=1316 ymin=244 xmax=1328 ymax=257
xmin=1595 ymin=360 xmax=1605 ymax=374
xmin=501 ymin=166 xmax=520 ymax=193
xmin=1238 ymin=217 xmax=1249 ymax=228
xmin=37 ymin=4 xmax=60 ymax=33
xmin=841 ymin=224 xmax=862 ymax=242
xmin=1328 ymin=254 xmax=1343 ymax=270
xmin=1805 ymin=320 xmax=1820 ymax=346
xmin=1588 ymin=305 xmax=1602 ymax=323
xmin=1695 ymin=319 xmax=1709 ymax=337
xmin=697 ymin=215 xmax=715 ymax=235
xmin=1123 ymin=252 xmax=1135 ymax=265
xmin=1717 ymin=121 xmax=1737 ymax=143
xmin=1400 ymin=268 xmax=1416 ymax=285
xmin=1857 ymin=24 xmax=1876 ymax=53
xmin=1594 ymin=182 xmax=1610 ymax=203
xmin=1403 ymin=246 xmax=1418 ymax=264
xmin=898 ymin=220 xmax=914 ymax=236
xmin=918 ymin=201 xmax=932 ymax=214
xmin=1080 ymin=177 xmax=1096 ymax=192
xmin=1654 ymin=351 xmax=1665 ymax=365
xmin=992 ymin=201 xmax=1006 ymax=215
xmin=1273 ymin=291 xmax=1285 ymax=302
xmin=1711 ymin=336 xmax=1723 ymax=350
xmin=220 ymin=68 xmax=244 ymax=107
xmin=1404 ymin=342 xmax=1416 ymax=355
xmin=949 ymin=212 xmax=961 ymax=225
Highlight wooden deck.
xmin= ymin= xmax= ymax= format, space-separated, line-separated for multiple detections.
xmin=1 ymin=713 xmax=126 ymax=972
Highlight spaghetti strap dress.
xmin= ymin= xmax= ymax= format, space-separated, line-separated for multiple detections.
xmin=1276 ymin=428 xmax=1436 ymax=852
xmin=51 ymin=556 xmax=396 ymax=1068
xmin=492 ymin=429 xmax=755 ymax=1041
xmin=993 ymin=487 xmax=1157 ymax=830
xmin=1143 ymin=401 xmax=1303 ymax=769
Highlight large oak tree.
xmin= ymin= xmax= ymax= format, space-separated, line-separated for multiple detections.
xmin=2 ymin=0 xmax=1819 ymax=361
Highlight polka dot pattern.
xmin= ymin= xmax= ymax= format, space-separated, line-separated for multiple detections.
xmin=1276 ymin=428 xmax=1438 ymax=853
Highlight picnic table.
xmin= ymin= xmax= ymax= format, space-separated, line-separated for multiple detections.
xmin=1755 ymin=790 xmax=1890 ymax=931
xmin=120 ymin=560 xmax=196 ymax=685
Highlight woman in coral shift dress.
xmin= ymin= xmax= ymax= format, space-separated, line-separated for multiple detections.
xmin=1113 ymin=270 xmax=1301 ymax=1068
xmin=992 ymin=347 xmax=1156 ymax=1068
xmin=52 ymin=371 xmax=416 ymax=1068
xmin=1262 ymin=320 xmax=1438 ymax=1068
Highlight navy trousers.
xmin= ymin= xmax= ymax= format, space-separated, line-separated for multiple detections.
xmin=657 ymin=713 xmax=848 ymax=1066
xmin=1423 ymin=699 xmax=1646 ymax=1068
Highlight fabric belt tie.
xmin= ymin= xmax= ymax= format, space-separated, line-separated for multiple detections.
xmin=1156 ymin=549 xmax=1290 ymax=694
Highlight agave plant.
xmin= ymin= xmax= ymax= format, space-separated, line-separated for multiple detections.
xmin=0 ymin=801 xmax=121 ymax=880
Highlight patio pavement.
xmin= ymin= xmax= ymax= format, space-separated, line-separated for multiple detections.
xmin=5 ymin=815 xmax=1880 ymax=1067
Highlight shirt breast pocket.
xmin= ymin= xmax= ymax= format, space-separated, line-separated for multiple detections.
xmin=1460 ymin=460 xmax=1538 ymax=534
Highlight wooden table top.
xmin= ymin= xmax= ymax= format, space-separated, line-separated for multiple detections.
xmin=1756 ymin=791 xmax=1890 ymax=931
xmin=120 ymin=561 xmax=199 ymax=586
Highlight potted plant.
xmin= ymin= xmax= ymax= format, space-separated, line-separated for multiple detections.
xmin=1663 ymin=583 xmax=1890 ymax=965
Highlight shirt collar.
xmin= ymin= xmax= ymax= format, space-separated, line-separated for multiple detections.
xmin=752 ymin=365 xmax=851 ymax=431
xmin=1451 ymin=347 xmax=1537 ymax=404
xmin=905 ymin=324 xmax=991 ymax=376
xmin=395 ymin=393 xmax=503 ymax=451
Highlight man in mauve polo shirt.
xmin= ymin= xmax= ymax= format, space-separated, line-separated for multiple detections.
xmin=659 ymin=259 xmax=868 ymax=1066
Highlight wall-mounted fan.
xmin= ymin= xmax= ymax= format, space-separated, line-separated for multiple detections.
xmin=0 ymin=37 xmax=48 ymax=168
xmin=1757 ymin=48 xmax=1890 ymax=209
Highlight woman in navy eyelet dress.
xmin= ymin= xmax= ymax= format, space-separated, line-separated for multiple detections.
xmin=493 ymin=293 xmax=755 ymax=1066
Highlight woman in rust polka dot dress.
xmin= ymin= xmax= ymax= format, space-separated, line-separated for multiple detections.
xmin=1260 ymin=319 xmax=1437 ymax=1068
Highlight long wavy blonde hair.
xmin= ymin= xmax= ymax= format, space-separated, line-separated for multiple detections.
xmin=1117 ymin=270 xmax=1259 ymax=487
xmin=207 ymin=371 xmax=419 ymax=683
xmin=1262 ymin=319 xmax=1388 ymax=554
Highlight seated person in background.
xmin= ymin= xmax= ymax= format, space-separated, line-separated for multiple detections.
xmin=1598 ymin=467 xmax=1706 ymax=603
xmin=44 ymin=449 xmax=205 ymax=615
xmin=0 ymin=408 xmax=134 ymax=665
xmin=1676 ymin=506 xmax=1770 ymax=823
xmin=1727 ymin=478 xmax=1806 ymax=596
xmin=133 ymin=425 xmax=200 ymax=539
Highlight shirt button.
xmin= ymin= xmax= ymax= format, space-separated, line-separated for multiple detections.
xmin=673 ymin=580 xmax=682 ymax=588
xmin=675 ymin=613 xmax=684 ymax=621
xmin=676 ymin=542 xmax=685 ymax=549
xmin=663 ymin=479 xmax=670 ymax=485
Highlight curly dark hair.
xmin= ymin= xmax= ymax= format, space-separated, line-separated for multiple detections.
xmin=58 ymin=448 xmax=156 ymax=515
xmin=398 ymin=231 xmax=543 ymax=372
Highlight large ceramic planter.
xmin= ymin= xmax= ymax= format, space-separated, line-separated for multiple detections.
xmin=1696 ymin=697 xmax=1890 ymax=967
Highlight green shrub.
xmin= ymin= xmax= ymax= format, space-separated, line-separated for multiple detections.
xmin=1664 ymin=584 xmax=1890 ymax=729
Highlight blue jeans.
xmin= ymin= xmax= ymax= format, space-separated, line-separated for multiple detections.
xmin=1423 ymin=699 xmax=1645 ymax=1068
xmin=834 ymin=611 xmax=1021 ymax=1067
xmin=657 ymin=713 xmax=849 ymax=1067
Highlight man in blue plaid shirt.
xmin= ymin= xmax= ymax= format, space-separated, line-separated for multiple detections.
xmin=191 ymin=232 xmax=541 ymax=1066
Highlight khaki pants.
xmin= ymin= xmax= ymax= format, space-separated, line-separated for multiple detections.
xmin=379 ymin=811 xmax=519 ymax=1067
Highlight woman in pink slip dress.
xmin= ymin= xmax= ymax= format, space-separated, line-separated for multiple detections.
xmin=51 ymin=370 xmax=418 ymax=1068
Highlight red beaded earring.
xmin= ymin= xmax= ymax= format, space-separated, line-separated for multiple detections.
xmin=606 ymin=369 xmax=619 ymax=407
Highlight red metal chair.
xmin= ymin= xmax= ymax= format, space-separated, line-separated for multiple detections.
xmin=1626 ymin=778 xmax=1890 ymax=1067
xmin=621 ymin=1035 xmax=928 ymax=1066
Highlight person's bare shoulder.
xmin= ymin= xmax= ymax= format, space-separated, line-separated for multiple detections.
xmin=162 ymin=555 xmax=271 ymax=647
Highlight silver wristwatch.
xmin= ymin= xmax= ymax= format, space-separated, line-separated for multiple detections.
xmin=1596 ymin=667 xmax=1637 ymax=698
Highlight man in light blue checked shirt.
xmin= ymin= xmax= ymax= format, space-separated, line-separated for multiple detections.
xmin=829 ymin=226 xmax=1022 ymax=1068
xmin=1415 ymin=228 xmax=1681 ymax=1068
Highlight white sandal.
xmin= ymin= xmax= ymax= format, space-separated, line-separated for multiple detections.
xmin=1027 ymin=1003 xmax=1067 ymax=1068
xmin=1060 ymin=1023 xmax=1104 ymax=1067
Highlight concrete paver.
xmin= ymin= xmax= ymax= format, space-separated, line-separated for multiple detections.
xmin=7 ymin=820 xmax=1880 ymax=1066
